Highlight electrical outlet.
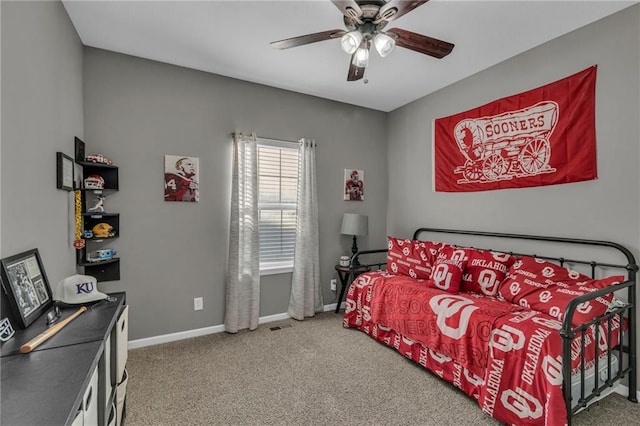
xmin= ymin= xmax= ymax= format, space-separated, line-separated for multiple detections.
xmin=330 ymin=279 xmax=337 ymax=291
xmin=194 ymin=297 xmax=203 ymax=311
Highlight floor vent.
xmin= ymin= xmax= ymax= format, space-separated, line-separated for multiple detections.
xmin=269 ymin=324 xmax=292 ymax=331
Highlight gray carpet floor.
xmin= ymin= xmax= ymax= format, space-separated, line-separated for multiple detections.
xmin=125 ymin=312 xmax=640 ymax=425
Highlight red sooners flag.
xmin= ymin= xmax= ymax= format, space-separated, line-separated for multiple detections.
xmin=433 ymin=66 xmax=597 ymax=192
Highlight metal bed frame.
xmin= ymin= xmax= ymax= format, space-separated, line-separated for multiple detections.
xmin=350 ymin=227 xmax=638 ymax=425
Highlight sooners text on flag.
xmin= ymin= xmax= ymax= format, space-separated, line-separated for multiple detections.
xmin=433 ymin=66 xmax=597 ymax=192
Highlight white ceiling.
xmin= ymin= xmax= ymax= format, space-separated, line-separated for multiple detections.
xmin=62 ymin=0 xmax=637 ymax=112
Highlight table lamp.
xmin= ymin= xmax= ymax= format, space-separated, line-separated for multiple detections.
xmin=340 ymin=213 xmax=368 ymax=266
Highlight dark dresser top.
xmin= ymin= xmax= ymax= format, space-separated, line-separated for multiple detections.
xmin=1 ymin=292 xmax=126 ymax=425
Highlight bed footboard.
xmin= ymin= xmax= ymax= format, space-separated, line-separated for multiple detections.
xmin=562 ymin=277 xmax=638 ymax=422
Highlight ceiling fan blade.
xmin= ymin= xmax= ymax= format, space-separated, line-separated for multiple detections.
xmin=387 ymin=28 xmax=454 ymax=58
xmin=331 ymin=0 xmax=363 ymax=21
xmin=376 ymin=0 xmax=429 ymax=22
xmin=270 ymin=29 xmax=346 ymax=50
xmin=347 ymin=54 xmax=365 ymax=81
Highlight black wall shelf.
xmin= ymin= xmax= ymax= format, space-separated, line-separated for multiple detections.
xmin=75 ymin=137 xmax=120 ymax=282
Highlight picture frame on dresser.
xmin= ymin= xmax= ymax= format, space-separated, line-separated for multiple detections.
xmin=0 ymin=249 xmax=53 ymax=329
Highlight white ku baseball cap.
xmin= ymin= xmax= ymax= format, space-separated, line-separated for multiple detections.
xmin=54 ymin=274 xmax=107 ymax=304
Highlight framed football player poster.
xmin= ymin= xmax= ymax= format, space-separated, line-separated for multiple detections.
xmin=164 ymin=155 xmax=199 ymax=202
xmin=344 ymin=169 xmax=364 ymax=201
xmin=0 ymin=248 xmax=53 ymax=329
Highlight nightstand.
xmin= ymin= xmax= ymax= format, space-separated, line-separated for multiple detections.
xmin=334 ymin=264 xmax=371 ymax=313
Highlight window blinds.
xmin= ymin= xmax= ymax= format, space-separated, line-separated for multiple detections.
xmin=257 ymin=144 xmax=299 ymax=270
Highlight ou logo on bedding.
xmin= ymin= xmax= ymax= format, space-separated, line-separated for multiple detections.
xmin=542 ymin=355 xmax=563 ymax=386
xmin=432 ymin=264 xmax=454 ymax=290
xmin=509 ymin=281 xmax=521 ymax=296
xmin=478 ymin=270 xmax=499 ymax=295
xmin=577 ymin=301 xmax=593 ymax=315
xmin=429 ymin=349 xmax=452 ymax=364
xmin=541 ymin=267 xmax=555 ymax=278
xmin=429 ymin=294 xmax=478 ymax=339
xmin=549 ymin=306 xmax=563 ymax=321
xmin=490 ymin=325 xmax=525 ymax=352
xmin=501 ymin=387 xmax=543 ymax=419
xmin=538 ymin=290 xmax=553 ymax=303
xmin=464 ymin=368 xmax=484 ymax=387
xmin=451 ymin=249 xmax=467 ymax=263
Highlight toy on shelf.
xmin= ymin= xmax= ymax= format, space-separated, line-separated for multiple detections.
xmin=84 ymin=174 xmax=104 ymax=190
xmin=87 ymin=195 xmax=106 ymax=213
xmin=92 ymin=223 xmax=115 ymax=238
xmin=85 ymin=154 xmax=113 ymax=165
xmin=87 ymin=248 xmax=117 ymax=263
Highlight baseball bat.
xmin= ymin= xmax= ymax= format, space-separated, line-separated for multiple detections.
xmin=20 ymin=306 xmax=87 ymax=354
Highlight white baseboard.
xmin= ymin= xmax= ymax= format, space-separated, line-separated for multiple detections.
xmin=324 ymin=303 xmax=337 ymax=312
xmin=614 ymin=384 xmax=640 ymax=401
xmin=324 ymin=302 xmax=345 ymax=312
xmin=128 ymin=324 xmax=226 ymax=350
xmin=129 ymin=304 xmax=341 ymax=350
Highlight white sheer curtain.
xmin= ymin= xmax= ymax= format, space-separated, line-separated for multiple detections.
xmin=288 ymin=138 xmax=323 ymax=320
xmin=225 ymin=132 xmax=260 ymax=333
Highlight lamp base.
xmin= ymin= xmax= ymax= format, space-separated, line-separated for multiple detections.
xmin=351 ymin=235 xmax=360 ymax=267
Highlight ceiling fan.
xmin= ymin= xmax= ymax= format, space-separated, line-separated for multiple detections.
xmin=270 ymin=0 xmax=454 ymax=82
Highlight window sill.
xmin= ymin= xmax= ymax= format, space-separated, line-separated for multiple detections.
xmin=260 ymin=266 xmax=294 ymax=276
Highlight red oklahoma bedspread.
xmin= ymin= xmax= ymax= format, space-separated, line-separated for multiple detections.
xmin=344 ymin=271 xmax=622 ymax=426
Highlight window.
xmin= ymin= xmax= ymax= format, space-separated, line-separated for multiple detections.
xmin=257 ymin=141 xmax=299 ymax=274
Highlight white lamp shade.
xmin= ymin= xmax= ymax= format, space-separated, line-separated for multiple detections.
xmin=340 ymin=31 xmax=363 ymax=54
xmin=373 ymin=32 xmax=395 ymax=57
xmin=353 ymin=46 xmax=369 ymax=67
xmin=340 ymin=213 xmax=368 ymax=236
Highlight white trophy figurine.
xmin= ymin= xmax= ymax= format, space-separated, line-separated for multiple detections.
xmin=87 ymin=195 xmax=106 ymax=213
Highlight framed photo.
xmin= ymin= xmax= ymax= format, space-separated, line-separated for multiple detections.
xmin=0 ymin=249 xmax=53 ymax=329
xmin=57 ymin=152 xmax=74 ymax=191
xmin=344 ymin=169 xmax=364 ymax=201
xmin=73 ymin=162 xmax=83 ymax=190
xmin=74 ymin=136 xmax=86 ymax=163
xmin=164 ymin=155 xmax=199 ymax=202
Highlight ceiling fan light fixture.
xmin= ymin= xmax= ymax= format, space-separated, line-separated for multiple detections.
xmin=353 ymin=46 xmax=369 ymax=68
xmin=340 ymin=31 xmax=363 ymax=54
xmin=373 ymin=32 xmax=395 ymax=57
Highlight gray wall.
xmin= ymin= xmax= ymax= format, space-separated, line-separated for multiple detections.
xmin=387 ymin=6 xmax=639 ymax=250
xmin=82 ymin=48 xmax=387 ymax=340
xmin=1 ymin=1 xmax=83 ymax=286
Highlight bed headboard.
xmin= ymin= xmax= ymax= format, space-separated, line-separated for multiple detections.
xmin=412 ymin=227 xmax=638 ymax=280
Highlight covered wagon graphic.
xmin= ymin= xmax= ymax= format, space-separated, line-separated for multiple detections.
xmin=453 ymin=101 xmax=558 ymax=183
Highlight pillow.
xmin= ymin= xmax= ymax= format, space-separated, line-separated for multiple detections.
xmin=426 ymin=245 xmax=467 ymax=294
xmin=498 ymin=256 xmax=590 ymax=304
xmin=459 ymin=249 xmax=516 ymax=296
xmin=516 ymin=275 xmax=624 ymax=326
xmin=386 ymin=236 xmax=443 ymax=279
